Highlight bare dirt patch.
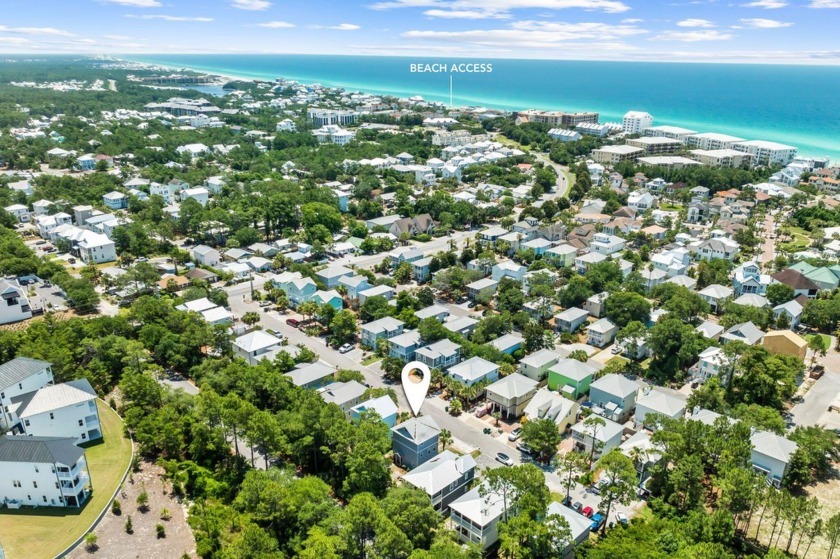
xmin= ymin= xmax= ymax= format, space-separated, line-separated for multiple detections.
xmin=67 ymin=460 xmax=196 ymax=559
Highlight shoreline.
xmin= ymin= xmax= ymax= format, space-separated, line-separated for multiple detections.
xmin=119 ymin=56 xmax=834 ymax=162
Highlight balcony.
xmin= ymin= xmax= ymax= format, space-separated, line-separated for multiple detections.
xmin=85 ymin=414 xmax=99 ymax=425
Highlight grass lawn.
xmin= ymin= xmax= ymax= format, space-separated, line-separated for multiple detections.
xmin=806 ymin=333 xmax=832 ymax=349
xmin=361 ymin=355 xmax=382 ymax=366
xmin=779 ymin=226 xmax=811 ymax=252
xmin=0 ymin=400 xmax=133 ymax=559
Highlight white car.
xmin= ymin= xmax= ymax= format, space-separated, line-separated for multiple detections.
xmin=616 ymin=511 xmax=628 ymax=525
xmin=338 ymin=343 xmax=354 ymax=354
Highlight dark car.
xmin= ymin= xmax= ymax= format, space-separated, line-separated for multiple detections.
xmin=285 ymin=318 xmax=301 ymax=328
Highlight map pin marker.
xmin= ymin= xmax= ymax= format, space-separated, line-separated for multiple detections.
xmin=402 ymin=360 xmax=431 ymax=416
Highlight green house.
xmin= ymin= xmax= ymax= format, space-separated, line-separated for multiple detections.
xmin=547 ymin=358 xmax=602 ymax=400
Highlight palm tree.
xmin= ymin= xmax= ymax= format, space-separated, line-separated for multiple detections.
xmin=439 ymin=429 xmax=453 ymax=451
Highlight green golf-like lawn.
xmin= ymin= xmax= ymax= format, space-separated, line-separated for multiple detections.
xmin=0 ymin=400 xmax=133 ymax=559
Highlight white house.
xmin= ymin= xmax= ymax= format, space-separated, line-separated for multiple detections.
xmin=192 ymin=245 xmax=221 ymax=267
xmin=751 ymin=430 xmax=798 ymax=487
xmin=0 ymin=435 xmax=92 ymax=508
xmin=15 ymin=379 xmax=101 ymax=444
xmin=400 ymin=450 xmax=477 ymax=513
xmin=691 ymin=347 xmax=729 ymax=383
xmin=450 ymin=482 xmax=512 ymax=549
xmin=570 ymin=416 xmax=625 ymax=459
xmin=0 ymin=281 xmax=33 ymax=325
xmin=634 ymin=388 xmax=687 ymax=429
xmin=586 ymin=318 xmax=618 ymax=348
xmin=589 ymin=233 xmax=625 ymax=256
xmin=0 ymin=357 xmax=54 ymax=431
xmin=232 ymin=331 xmax=284 ymax=366
xmin=448 ymin=356 xmax=499 ymax=387
xmin=181 ymin=187 xmax=210 ymax=206
xmin=4 ymin=204 xmax=30 ymax=223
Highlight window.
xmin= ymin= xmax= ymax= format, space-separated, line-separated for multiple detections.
xmin=55 ymin=482 xmax=59 ymax=489
xmin=43 ymin=495 xmax=48 ymax=503
xmin=81 ymin=433 xmax=86 ymax=440
xmin=78 ymin=419 xmax=84 ymax=427
xmin=49 ymin=412 xmax=54 ymax=420
xmin=24 ymin=419 xmax=30 ymax=427
xmin=13 ymin=480 xmax=21 ymax=488
xmin=34 ymin=466 xmax=39 ymax=473
xmin=33 ymin=481 xmax=38 ymax=488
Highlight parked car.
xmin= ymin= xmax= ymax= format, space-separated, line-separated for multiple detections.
xmin=468 ymin=301 xmax=477 ymax=309
xmin=258 ymin=300 xmax=271 ymax=307
xmin=286 ymin=318 xmax=301 ymax=328
xmin=339 ymin=343 xmax=354 ymax=354
xmin=590 ymin=513 xmax=604 ymax=531
xmin=508 ymin=427 xmax=522 ymax=441
xmin=572 ymin=502 xmax=583 ymax=513
xmin=616 ymin=512 xmax=628 ymax=526
xmin=516 ymin=442 xmax=534 ymax=455
xmin=611 ymin=345 xmax=623 ymax=354
xmin=265 ymin=329 xmax=280 ymax=338
xmin=561 ymin=496 xmax=573 ymax=507
xmin=35 ymin=240 xmax=46 ymax=245
xmin=475 ymin=403 xmax=492 ymax=418
xmin=581 ymin=506 xmax=594 ymax=518
xmin=495 ymin=452 xmax=514 ymax=467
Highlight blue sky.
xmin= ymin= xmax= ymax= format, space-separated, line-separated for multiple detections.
xmin=1 ymin=0 xmax=840 ymax=64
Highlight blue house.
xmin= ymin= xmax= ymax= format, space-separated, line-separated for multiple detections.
xmin=489 ymin=332 xmax=524 ymax=355
xmin=102 ymin=191 xmax=127 ymax=210
xmin=352 ymin=395 xmax=399 ymax=428
xmin=338 ymin=274 xmax=370 ymax=299
xmin=389 ymin=329 xmax=422 ymax=361
xmin=391 ymin=416 xmax=440 ymax=470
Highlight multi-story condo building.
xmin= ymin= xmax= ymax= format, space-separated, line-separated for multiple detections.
xmin=0 ymin=435 xmax=92 ymax=508
xmin=622 ymin=111 xmax=653 ymax=134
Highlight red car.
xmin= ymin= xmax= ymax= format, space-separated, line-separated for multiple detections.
xmin=581 ymin=506 xmax=594 ymax=518
xmin=285 ymin=318 xmax=301 ymax=328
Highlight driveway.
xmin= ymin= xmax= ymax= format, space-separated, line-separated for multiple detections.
xmin=791 ymin=370 xmax=840 ymax=428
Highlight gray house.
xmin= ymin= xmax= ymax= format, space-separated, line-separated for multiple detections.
xmin=391 ymin=415 xmax=440 ymax=470
xmin=401 ymin=450 xmax=477 ymax=513
xmin=588 ymin=374 xmax=642 ymax=423
xmin=555 ymin=307 xmax=589 ymax=333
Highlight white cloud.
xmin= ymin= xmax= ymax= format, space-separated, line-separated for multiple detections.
xmin=741 ymin=0 xmax=787 ymax=7
xmin=0 ymin=26 xmax=75 ymax=36
xmin=126 ymin=14 xmax=214 ymax=21
xmin=0 ymin=37 xmax=30 ymax=44
xmin=402 ymin=21 xmax=646 ymax=50
xmin=809 ymin=0 xmax=840 ymax=6
xmin=652 ymin=30 xmax=733 ymax=41
xmin=318 ymin=23 xmax=361 ymax=30
xmin=258 ymin=21 xmax=296 ymax=28
xmin=676 ymin=18 xmax=715 ymax=27
xmin=231 ymin=0 xmax=272 ymax=10
xmin=103 ymin=34 xmax=132 ymax=40
xmin=424 ymin=9 xmax=510 ymax=18
xmin=370 ymin=0 xmax=631 ymax=14
xmin=621 ymin=18 xmax=644 ymax=23
xmin=740 ymin=17 xmax=793 ymax=27
xmin=101 ymin=0 xmax=162 ymax=6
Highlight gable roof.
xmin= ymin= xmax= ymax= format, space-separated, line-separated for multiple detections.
xmin=14 ymin=379 xmax=96 ymax=419
xmin=0 ymin=435 xmax=85 ymax=466
xmin=402 ymin=450 xmax=476 ymax=496
xmin=772 ymin=269 xmax=819 ymax=291
xmin=0 ymin=357 xmax=51 ymax=391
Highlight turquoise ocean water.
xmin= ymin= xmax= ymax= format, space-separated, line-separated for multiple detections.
xmin=126 ymin=54 xmax=840 ymax=161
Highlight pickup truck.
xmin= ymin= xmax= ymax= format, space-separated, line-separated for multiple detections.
xmin=590 ymin=513 xmax=605 ymax=531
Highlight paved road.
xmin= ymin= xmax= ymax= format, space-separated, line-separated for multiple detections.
xmin=759 ymin=213 xmax=776 ymax=264
xmin=792 ymin=342 xmax=840 ymax=429
xmin=533 ymin=152 xmax=572 ymax=199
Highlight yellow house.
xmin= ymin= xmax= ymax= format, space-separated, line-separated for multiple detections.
xmin=761 ymin=330 xmax=808 ymax=361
